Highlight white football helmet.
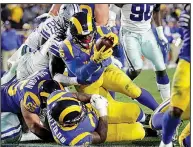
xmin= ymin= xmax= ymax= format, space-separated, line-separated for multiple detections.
xmin=58 ymin=4 xmax=81 ymax=29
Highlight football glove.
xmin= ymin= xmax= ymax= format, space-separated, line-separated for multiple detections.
xmin=92 ymin=45 xmax=113 ymax=63
xmin=90 ymin=94 xmax=108 ymax=117
xmin=156 ymin=26 xmax=168 ymax=45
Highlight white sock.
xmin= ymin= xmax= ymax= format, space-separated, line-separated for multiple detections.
xmin=157 ymin=83 xmax=171 ymax=101
xmin=139 ymin=113 xmax=146 ymax=123
xmin=159 ymin=141 xmax=173 ymax=147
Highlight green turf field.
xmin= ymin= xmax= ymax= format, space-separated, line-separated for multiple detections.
xmin=3 ymin=68 xmax=187 ymax=147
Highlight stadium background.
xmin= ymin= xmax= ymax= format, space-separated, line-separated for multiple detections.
xmin=0 ymin=4 xmax=187 ymax=147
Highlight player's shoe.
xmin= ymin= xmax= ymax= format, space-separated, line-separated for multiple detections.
xmin=142 ymin=114 xmax=159 ymax=137
xmin=159 ymin=141 xmax=173 ymax=147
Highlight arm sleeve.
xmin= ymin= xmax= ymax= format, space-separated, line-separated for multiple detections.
xmin=65 ymin=58 xmax=101 ymax=82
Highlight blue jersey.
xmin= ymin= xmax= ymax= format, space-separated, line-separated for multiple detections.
xmin=1 ymin=68 xmax=52 ymax=114
xmin=79 ymin=4 xmax=95 ymax=18
xmin=49 ymin=26 xmax=115 ymax=84
xmin=47 ymin=90 xmax=98 ymax=146
xmin=179 ymin=11 xmax=190 ymax=63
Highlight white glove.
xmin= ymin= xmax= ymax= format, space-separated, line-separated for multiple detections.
xmin=40 ymin=35 xmax=57 ymax=56
xmin=53 ymin=74 xmax=79 ymax=86
xmin=111 ymin=56 xmax=123 ymax=69
xmin=156 ymin=26 xmax=168 ymax=44
xmin=35 ymin=13 xmax=52 ymax=22
xmin=90 ymin=94 xmax=108 ymax=117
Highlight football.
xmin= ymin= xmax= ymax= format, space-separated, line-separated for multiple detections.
xmin=95 ymin=37 xmax=114 ymax=52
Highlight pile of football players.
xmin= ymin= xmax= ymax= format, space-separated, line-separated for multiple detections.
xmin=1 ymin=4 xmax=190 ymax=147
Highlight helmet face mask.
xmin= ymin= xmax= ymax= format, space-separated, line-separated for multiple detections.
xmin=73 ymin=31 xmax=96 ymax=49
xmin=59 ymin=102 xmax=87 ymax=127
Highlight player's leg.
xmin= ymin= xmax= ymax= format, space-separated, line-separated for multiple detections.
xmin=102 ymin=64 xmax=159 ymax=111
xmin=1 ymin=60 xmax=18 ymax=85
xmin=76 ymin=74 xmax=103 ymax=94
xmin=150 ymin=98 xmax=170 ymax=130
xmin=119 ymin=26 xmax=143 ymax=80
xmin=1 ymin=112 xmax=22 ymax=143
xmin=99 ymin=86 xmax=145 ymax=124
xmin=141 ymin=29 xmax=170 ymax=100
xmin=107 ymin=122 xmax=145 ymax=142
xmin=17 ymin=51 xmax=49 ymax=80
xmin=150 ymin=98 xmax=190 ymax=130
xmin=179 ymin=122 xmax=190 ymax=147
xmin=160 ymin=59 xmax=190 ymax=146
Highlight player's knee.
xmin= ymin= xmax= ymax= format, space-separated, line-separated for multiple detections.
xmin=169 ymin=107 xmax=183 ymax=118
xmin=126 ymin=69 xmax=141 ymax=80
xmin=155 ymin=70 xmax=167 ymax=77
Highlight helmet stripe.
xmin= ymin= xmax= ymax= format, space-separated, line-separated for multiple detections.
xmin=70 ymin=17 xmax=83 ymax=34
xmin=87 ymin=14 xmax=93 ymax=32
xmin=40 ymin=92 xmax=50 ymax=98
xmin=47 ymin=92 xmax=66 ymax=105
xmin=59 ymin=105 xmax=81 ymax=123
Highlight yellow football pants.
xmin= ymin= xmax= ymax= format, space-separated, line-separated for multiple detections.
xmin=171 ymin=59 xmax=190 ymax=112
xmin=78 ymin=64 xmax=141 ymax=98
xmin=85 ymin=86 xmax=142 ymax=124
xmin=179 ymin=122 xmax=190 ymax=147
xmin=107 ymin=122 xmax=145 ymax=142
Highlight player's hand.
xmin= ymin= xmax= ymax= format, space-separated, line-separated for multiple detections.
xmin=40 ymin=35 xmax=58 ymax=56
xmin=92 ymin=45 xmax=113 ymax=63
xmin=156 ymin=26 xmax=168 ymax=44
xmin=35 ymin=13 xmax=52 ymax=22
xmin=156 ymin=26 xmax=170 ymax=53
xmin=90 ymin=94 xmax=108 ymax=117
xmin=111 ymin=56 xmax=123 ymax=69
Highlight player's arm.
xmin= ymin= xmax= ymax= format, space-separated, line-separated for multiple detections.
xmin=91 ymin=116 xmax=108 ymax=144
xmin=94 ymin=4 xmax=109 ymax=26
xmin=153 ymin=4 xmax=168 ymax=44
xmin=49 ymin=4 xmax=62 ymax=16
xmin=90 ymin=95 xmax=108 ymax=144
xmin=153 ymin=4 xmax=162 ymax=26
xmin=20 ymin=100 xmax=54 ymax=141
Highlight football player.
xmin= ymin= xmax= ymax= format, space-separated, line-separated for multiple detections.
xmin=149 ymin=98 xmax=190 ymax=147
xmin=158 ymin=4 xmax=190 ymax=147
xmin=47 ymin=90 xmax=145 ymax=146
xmin=48 ymin=4 xmax=109 ymax=26
xmin=110 ymin=4 xmax=170 ymax=101
xmin=50 ymin=12 xmax=159 ymax=114
xmin=3 ymin=4 xmax=80 ymax=84
xmin=1 ymin=68 xmax=63 ymax=143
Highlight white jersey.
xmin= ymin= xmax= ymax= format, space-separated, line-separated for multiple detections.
xmin=24 ymin=23 xmax=44 ymax=51
xmin=111 ymin=4 xmax=155 ymax=33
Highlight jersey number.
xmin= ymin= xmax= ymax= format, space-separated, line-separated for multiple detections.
xmin=46 ymin=20 xmax=58 ymax=34
xmin=130 ymin=4 xmax=154 ymax=21
xmin=8 ymin=80 xmax=29 ymax=96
